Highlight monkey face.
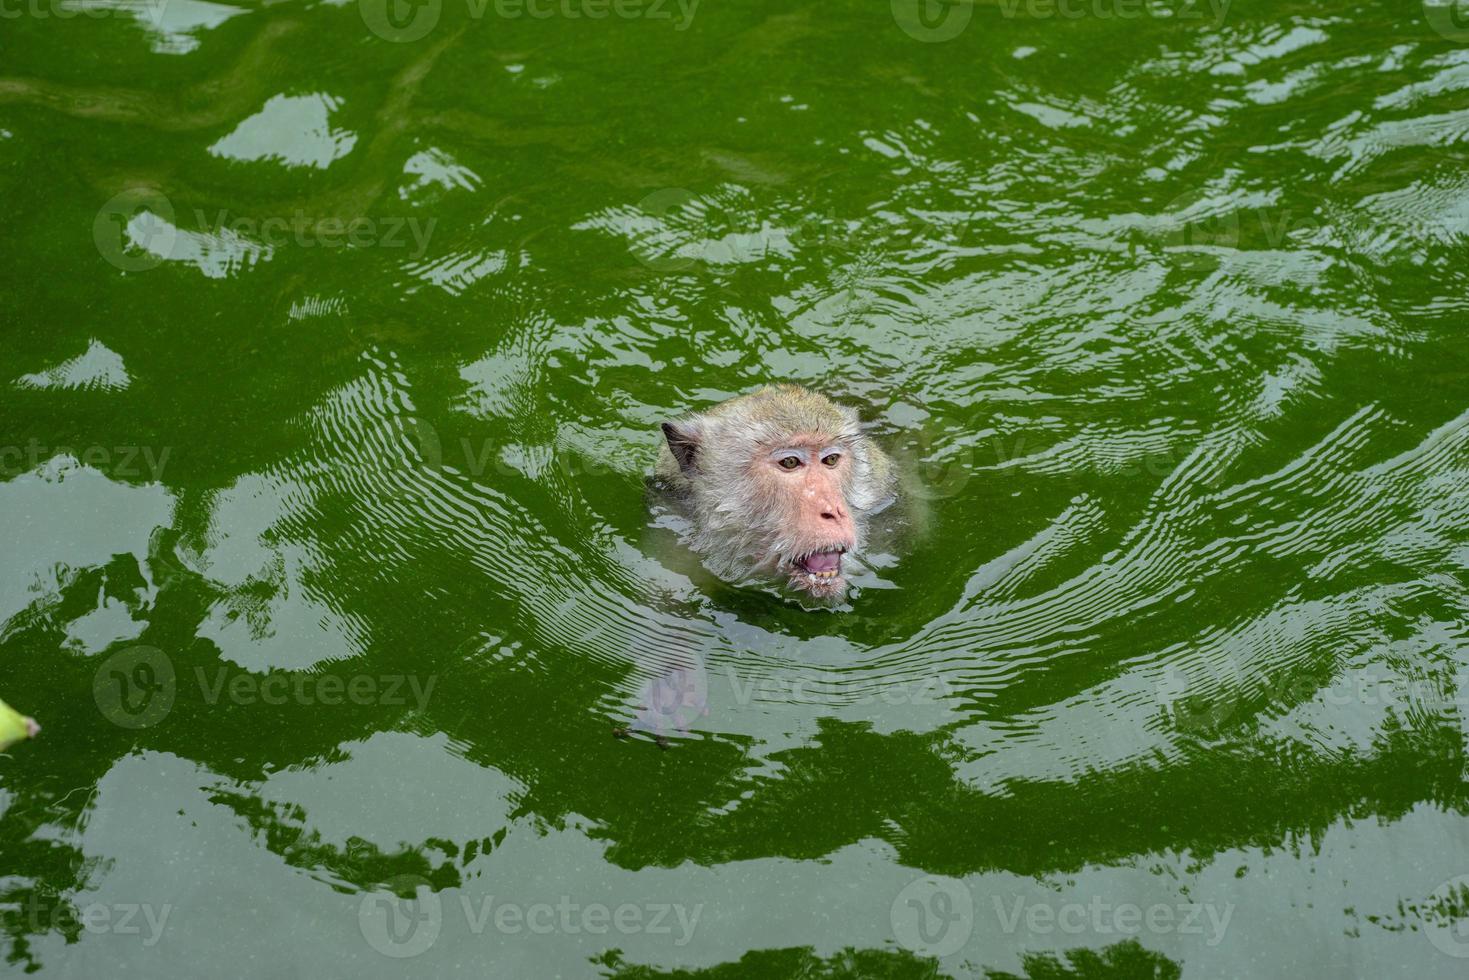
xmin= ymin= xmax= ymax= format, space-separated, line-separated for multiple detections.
xmin=657 ymin=385 xmax=896 ymax=606
xmin=758 ymin=443 xmax=858 ymax=599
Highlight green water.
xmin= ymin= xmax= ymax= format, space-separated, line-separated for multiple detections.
xmin=3 ymin=0 xmax=1469 ymax=975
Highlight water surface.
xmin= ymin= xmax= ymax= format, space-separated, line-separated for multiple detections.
xmin=3 ymin=0 xmax=1469 ymax=975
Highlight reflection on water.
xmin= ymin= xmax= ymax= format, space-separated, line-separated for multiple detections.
xmin=2 ymin=0 xmax=1469 ymax=975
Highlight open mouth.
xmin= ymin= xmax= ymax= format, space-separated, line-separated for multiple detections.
xmin=794 ymin=548 xmax=845 ymax=583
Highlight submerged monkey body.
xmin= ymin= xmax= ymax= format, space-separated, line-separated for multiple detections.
xmin=653 ymin=384 xmax=897 ymax=602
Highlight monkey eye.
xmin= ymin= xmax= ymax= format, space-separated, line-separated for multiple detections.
xmin=821 ymin=452 xmax=841 ymax=467
xmin=777 ymin=455 xmax=802 ymax=470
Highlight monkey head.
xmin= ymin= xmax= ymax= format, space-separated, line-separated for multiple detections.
xmin=655 ymin=385 xmax=896 ymax=602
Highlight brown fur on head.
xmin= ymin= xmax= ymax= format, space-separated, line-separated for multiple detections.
xmin=654 ymin=384 xmax=896 ymax=601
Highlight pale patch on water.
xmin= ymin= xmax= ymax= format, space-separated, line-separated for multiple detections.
xmin=60 ymin=0 xmax=247 ymax=55
xmin=401 ymin=148 xmax=483 ymax=199
xmin=209 ymin=93 xmax=358 ymax=171
xmin=179 ymin=473 xmax=366 ymax=672
xmin=121 ymin=209 xmax=272 ymax=278
xmin=15 ymin=339 xmax=131 ymax=391
xmin=0 ymin=456 xmax=173 ymax=628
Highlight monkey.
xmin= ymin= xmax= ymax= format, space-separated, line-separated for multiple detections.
xmin=652 ymin=384 xmax=898 ymax=603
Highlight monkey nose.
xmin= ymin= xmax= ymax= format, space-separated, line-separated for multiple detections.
xmin=818 ymin=498 xmax=849 ymax=521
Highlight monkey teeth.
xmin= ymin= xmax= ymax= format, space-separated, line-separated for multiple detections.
xmin=794 ymin=549 xmax=846 ymax=586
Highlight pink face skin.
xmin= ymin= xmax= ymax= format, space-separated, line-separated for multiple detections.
xmin=757 ymin=434 xmax=858 ymax=598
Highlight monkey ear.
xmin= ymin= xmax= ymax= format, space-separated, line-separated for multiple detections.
xmin=661 ymin=420 xmax=701 ymax=475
